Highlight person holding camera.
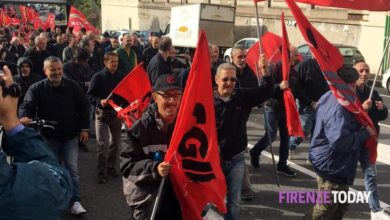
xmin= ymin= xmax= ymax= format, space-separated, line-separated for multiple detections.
xmin=0 ymin=65 xmax=73 ymax=219
xmin=18 ymin=56 xmax=90 ymax=215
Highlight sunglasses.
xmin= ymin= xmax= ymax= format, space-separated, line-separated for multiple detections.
xmin=155 ymin=91 xmax=182 ymax=100
xmin=220 ymin=77 xmax=237 ymax=83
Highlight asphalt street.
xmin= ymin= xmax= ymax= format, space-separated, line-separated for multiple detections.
xmin=62 ymin=86 xmax=390 ymax=220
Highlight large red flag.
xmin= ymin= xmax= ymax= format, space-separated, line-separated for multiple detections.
xmin=286 ymin=0 xmax=378 ymax=163
xmin=108 ymin=63 xmax=152 ymax=128
xmin=45 ymin=13 xmax=56 ymax=31
xmin=296 ymin=0 xmax=390 ymax=11
xmin=164 ymin=30 xmax=227 ymax=219
xmin=68 ymin=6 xmax=99 ymax=34
xmin=19 ymin=5 xmax=28 ymax=24
xmin=281 ymin=13 xmax=305 ymax=138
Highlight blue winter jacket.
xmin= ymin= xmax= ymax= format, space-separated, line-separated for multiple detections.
xmin=0 ymin=127 xmax=72 ymax=220
xmin=309 ymin=91 xmax=370 ymax=185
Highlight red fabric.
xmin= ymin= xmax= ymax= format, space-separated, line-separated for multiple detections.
xmin=68 ymin=6 xmax=99 ymax=34
xmin=286 ymin=0 xmax=378 ymax=163
xmin=164 ymin=30 xmax=227 ymax=220
xmin=281 ymin=13 xmax=305 ymax=138
xmin=19 ymin=6 xmax=28 ymax=24
xmin=108 ymin=63 xmax=152 ymax=128
xmin=246 ymin=41 xmax=260 ymax=75
xmin=296 ymin=0 xmax=390 ymax=11
xmin=45 ymin=13 xmax=56 ymax=31
xmin=247 ymin=32 xmax=302 ymax=74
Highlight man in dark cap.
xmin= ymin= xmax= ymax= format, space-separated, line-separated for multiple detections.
xmin=120 ymin=74 xmax=182 ymax=220
xmin=310 ymin=66 xmax=376 ymax=219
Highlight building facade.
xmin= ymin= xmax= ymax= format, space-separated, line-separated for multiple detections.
xmin=101 ymin=0 xmax=390 ymax=73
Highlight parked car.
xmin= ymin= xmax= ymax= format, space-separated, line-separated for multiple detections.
xmin=297 ymin=43 xmax=365 ymax=67
xmin=223 ymin=37 xmax=258 ymax=63
xmin=382 ymin=69 xmax=390 ymax=93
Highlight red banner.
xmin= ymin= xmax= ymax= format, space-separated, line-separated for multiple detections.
xmin=164 ymin=30 xmax=227 ymax=220
xmin=45 ymin=13 xmax=56 ymax=31
xmin=19 ymin=5 xmax=28 ymax=24
xmin=286 ymin=0 xmax=378 ymax=163
xmin=296 ymin=0 xmax=390 ymax=11
xmin=281 ymin=13 xmax=305 ymax=138
xmin=108 ymin=63 xmax=152 ymax=128
xmin=68 ymin=6 xmax=99 ymax=34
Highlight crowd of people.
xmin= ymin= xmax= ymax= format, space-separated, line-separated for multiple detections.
xmin=0 ymin=23 xmax=389 ymax=220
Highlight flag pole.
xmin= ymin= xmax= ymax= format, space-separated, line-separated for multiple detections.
xmin=254 ymin=0 xmax=280 ymax=187
xmin=150 ymin=176 xmax=166 ymax=220
xmin=254 ymin=1 xmax=263 ymax=86
xmin=369 ymin=37 xmax=390 ymax=99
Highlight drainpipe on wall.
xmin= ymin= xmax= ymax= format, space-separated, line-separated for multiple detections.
xmin=383 ymin=13 xmax=390 ymax=73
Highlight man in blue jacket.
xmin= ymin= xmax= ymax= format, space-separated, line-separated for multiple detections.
xmin=309 ymin=66 xmax=375 ymax=219
xmin=0 ymin=65 xmax=72 ymax=219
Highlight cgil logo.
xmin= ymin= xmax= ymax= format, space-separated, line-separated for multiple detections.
xmin=279 ymin=191 xmax=371 ymax=204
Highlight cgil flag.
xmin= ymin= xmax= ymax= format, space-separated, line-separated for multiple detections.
xmin=108 ymin=63 xmax=152 ymax=128
xmin=285 ymin=0 xmax=378 ymax=163
xmin=281 ymin=13 xmax=305 ymax=138
xmin=164 ymin=30 xmax=227 ymax=220
xmin=68 ymin=6 xmax=99 ymax=34
xmin=295 ymin=0 xmax=390 ymax=11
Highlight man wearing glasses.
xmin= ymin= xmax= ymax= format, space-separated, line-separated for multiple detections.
xmin=120 ymin=74 xmax=182 ymax=220
xmin=214 ymin=59 xmax=272 ymax=220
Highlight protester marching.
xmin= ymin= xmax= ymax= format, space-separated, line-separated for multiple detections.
xmin=1 ymin=1 xmax=390 ymax=220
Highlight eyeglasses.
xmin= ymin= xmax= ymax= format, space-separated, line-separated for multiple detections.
xmin=155 ymin=91 xmax=182 ymax=100
xmin=220 ymin=77 xmax=237 ymax=83
xmin=237 ymin=55 xmax=247 ymax=59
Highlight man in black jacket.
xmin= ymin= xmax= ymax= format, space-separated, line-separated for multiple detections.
xmin=147 ymin=37 xmax=174 ymax=86
xmin=354 ymin=60 xmax=389 ymax=219
xmin=87 ymin=52 xmax=125 ymax=184
xmin=18 ymin=56 xmax=90 ymax=216
xmin=23 ymin=35 xmax=51 ymax=78
xmin=214 ymin=60 xmax=272 ymax=220
xmin=141 ymin=36 xmax=159 ymax=69
xmin=120 ymin=74 xmax=182 ymax=220
xmin=12 ymin=57 xmax=41 ymax=107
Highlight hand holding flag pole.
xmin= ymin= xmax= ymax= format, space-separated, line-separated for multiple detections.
xmin=369 ymin=37 xmax=390 ymax=100
xmin=253 ymin=0 xmax=280 ymax=187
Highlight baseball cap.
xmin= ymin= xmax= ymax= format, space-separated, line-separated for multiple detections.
xmin=153 ymin=74 xmax=182 ymax=92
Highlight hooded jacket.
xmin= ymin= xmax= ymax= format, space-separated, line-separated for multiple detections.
xmin=13 ymin=57 xmax=42 ymax=105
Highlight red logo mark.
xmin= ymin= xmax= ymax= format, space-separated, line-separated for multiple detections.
xmin=166 ymin=75 xmax=176 ymax=84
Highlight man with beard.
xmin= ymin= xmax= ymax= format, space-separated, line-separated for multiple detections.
xmin=115 ymin=34 xmax=138 ymax=75
xmin=19 ymin=56 xmax=90 ymax=215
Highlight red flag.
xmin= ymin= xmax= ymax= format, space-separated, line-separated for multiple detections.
xmin=286 ymin=0 xmax=378 ymax=163
xmin=281 ymin=13 xmax=305 ymax=138
xmin=45 ymin=13 xmax=56 ymax=31
xmin=247 ymin=32 xmax=303 ymax=74
xmin=246 ymin=41 xmax=260 ymax=74
xmin=164 ymin=30 xmax=227 ymax=219
xmin=68 ymin=6 xmax=99 ymax=34
xmin=108 ymin=63 xmax=152 ymax=128
xmin=20 ymin=5 xmax=28 ymax=24
xmin=296 ymin=0 xmax=390 ymax=11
